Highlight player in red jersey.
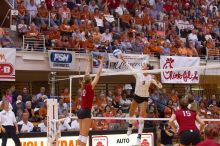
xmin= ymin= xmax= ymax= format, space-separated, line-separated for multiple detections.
xmin=169 ymin=97 xmax=205 ymax=146
xmin=77 ymin=57 xmax=104 ymax=146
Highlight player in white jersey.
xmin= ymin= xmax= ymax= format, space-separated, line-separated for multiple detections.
xmin=121 ymin=55 xmax=162 ymax=145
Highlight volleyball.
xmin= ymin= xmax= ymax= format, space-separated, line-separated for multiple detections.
xmin=113 ymin=49 xmax=123 ymax=58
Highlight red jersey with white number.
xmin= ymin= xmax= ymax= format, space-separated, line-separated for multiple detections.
xmin=81 ymin=83 xmax=94 ymax=109
xmin=175 ymin=109 xmax=198 ymax=133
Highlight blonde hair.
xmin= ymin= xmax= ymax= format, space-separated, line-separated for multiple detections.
xmin=179 ymin=97 xmax=189 ymax=109
xmin=1 ymin=100 xmax=9 ymax=109
xmin=83 ymin=74 xmax=91 ymax=84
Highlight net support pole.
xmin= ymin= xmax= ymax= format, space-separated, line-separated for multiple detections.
xmin=47 ymin=99 xmax=59 ymax=146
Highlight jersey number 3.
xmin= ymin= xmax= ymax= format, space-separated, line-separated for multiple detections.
xmin=182 ymin=111 xmax=191 ymax=117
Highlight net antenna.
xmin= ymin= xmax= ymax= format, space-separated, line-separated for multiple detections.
xmin=49 ymin=72 xmax=56 ymax=97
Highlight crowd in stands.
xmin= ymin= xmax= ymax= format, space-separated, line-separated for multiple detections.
xmin=1 ymin=0 xmax=218 ymax=57
xmin=0 ymin=28 xmax=15 ymax=48
xmin=0 ymin=84 xmax=220 ymax=134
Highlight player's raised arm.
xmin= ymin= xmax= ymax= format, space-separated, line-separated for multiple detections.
xmin=91 ymin=57 xmax=104 ymax=89
xmin=120 ymin=54 xmax=135 ymax=72
xmin=85 ymin=57 xmax=91 ymax=75
xmin=196 ymin=115 xmax=205 ymax=132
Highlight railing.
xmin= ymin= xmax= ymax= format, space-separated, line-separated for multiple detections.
xmin=1 ymin=9 xmax=11 ymax=27
xmin=5 ymin=0 xmax=15 ymax=9
xmin=206 ymin=47 xmax=220 ymax=60
xmin=5 ymin=7 xmax=218 ymax=61
xmin=23 ymin=35 xmax=46 ymax=52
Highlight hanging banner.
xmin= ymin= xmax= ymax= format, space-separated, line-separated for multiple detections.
xmin=104 ymin=15 xmax=115 ymax=23
xmin=176 ymin=23 xmax=194 ymax=30
xmin=92 ymin=53 xmax=150 ymax=73
xmin=0 ymin=48 xmax=16 ymax=81
xmin=160 ymin=56 xmax=200 ymax=84
xmin=108 ymin=54 xmax=150 ymax=71
xmin=48 ymin=50 xmax=75 ymax=69
xmin=95 ymin=18 xmax=104 ymax=27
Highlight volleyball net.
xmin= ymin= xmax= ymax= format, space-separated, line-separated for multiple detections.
xmin=46 ymin=63 xmax=220 ymax=146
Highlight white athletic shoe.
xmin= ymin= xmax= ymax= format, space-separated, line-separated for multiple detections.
xmin=136 ymin=137 xmax=141 ymax=146
xmin=127 ymin=127 xmax=132 ymax=136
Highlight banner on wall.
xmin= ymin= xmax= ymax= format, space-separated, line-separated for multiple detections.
xmin=0 ymin=133 xmax=153 ymax=146
xmin=108 ymin=54 xmax=150 ymax=71
xmin=176 ymin=23 xmax=194 ymax=30
xmin=92 ymin=133 xmax=154 ymax=146
xmin=0 ymin=136 xmax=85 ymax=146
xmin=92 ymin=53 xmax=150 ymax=73
xmin=0 ymin=48 xmax=16 ymax=81
xmin=160 ymin=56 xmax=200 ymax=84
xmin=48 ymin=50 xmax=75 ymax=69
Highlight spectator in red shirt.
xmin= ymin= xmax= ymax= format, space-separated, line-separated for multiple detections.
xmin=163 ymin=1 xmax=173 ymax=13
xmin=109 ymin=0 xmax=120 ymax=10
xmin=45 ymin=0 xmax=52 ymax=10
xmin=197 ymin=123 xmax=220 ymax=146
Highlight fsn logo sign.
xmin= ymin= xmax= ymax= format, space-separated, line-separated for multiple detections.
xmin=51 ymin=52 xmax=72 ymax=63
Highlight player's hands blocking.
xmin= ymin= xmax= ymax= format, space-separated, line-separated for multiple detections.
xmin=119 ymin=54 xmax=126 ymax=62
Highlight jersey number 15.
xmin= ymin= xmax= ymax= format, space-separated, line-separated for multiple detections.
xmin=182 ymin=111 xmax=191 ymax=117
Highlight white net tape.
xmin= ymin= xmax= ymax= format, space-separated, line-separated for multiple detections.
xmin=69 ymin=64 xmax=220 ymax=79
xmin=59 ymin=116 xmax=220 ymax=122
xmin=51 ymin=64 xmax=220 ymax=82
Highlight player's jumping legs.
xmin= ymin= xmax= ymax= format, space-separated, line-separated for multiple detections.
xmin=79 ymin=118 xmax=92 ymax=146
xmin=78 ymin=119 xmax=83 ymax=146
xmin=127 ymin=100 xmax=139 ymax=135
xmin=136 ymin=101 xmax=148 ymax=145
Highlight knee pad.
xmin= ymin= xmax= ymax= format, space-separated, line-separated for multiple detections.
xmin=78 ymin=135 xmax=82 ymax=141
xmin=80 ymin=135 xmax=88 ymax=144
xmin=139 ymin=117 xmax=144 ymax=124
xmin=139 ymin=120 xmax=144 ymax=125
